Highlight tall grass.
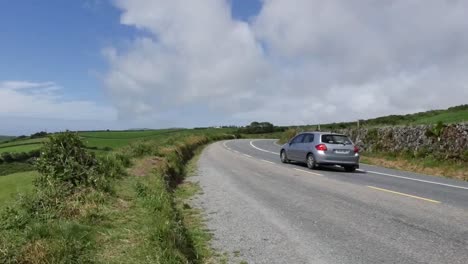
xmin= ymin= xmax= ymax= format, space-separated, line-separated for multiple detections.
xmin=0 ymin=132 xmax=126 ymax=263
xmin=0 ymin=130 xmax=235 ymax=263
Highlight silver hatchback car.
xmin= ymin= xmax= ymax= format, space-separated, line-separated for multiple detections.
xmin=280 ymin=132 xmax=359 ymax=172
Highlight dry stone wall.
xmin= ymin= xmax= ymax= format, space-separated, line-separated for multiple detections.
xmin=338 ymin=123 xmax=468 ymax=161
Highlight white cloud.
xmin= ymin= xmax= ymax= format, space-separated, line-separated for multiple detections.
xmin=0 ymin=81 xmax=117 ymax=121
xmin=104 ymin=0 xmax=468 ymax=126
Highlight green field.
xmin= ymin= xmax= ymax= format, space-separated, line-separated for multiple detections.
xmin=0 ymin=128 xmax=238 ymax=154
xmin=414 ymin=110 xmax=468 ymax=124
xmin=79 ymin=129 xmax=181 ymax=139
xmin=0 ymin=171 xmax=37 ymax=207
xmin=0 ymin=129 xmax=166 ymax=154
xmin=307 ymin=104 xmax=468 ymax=130
xmin=0 ymin=144 xmax=43 ymax=153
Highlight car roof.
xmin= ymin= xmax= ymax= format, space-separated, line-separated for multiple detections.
xmin=298 ymin=131 xmax=345 ymax=136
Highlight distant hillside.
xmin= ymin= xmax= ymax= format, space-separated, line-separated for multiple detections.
xmin=0 ymin=136 xmax=14 ymax=142
xmin=314 ymin=104 xmax=468 ymax=130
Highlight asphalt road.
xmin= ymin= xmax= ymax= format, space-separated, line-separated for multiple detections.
xmin=191 ymin=139 xmax=468 ymax=264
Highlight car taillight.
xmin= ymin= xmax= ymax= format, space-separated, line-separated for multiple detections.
xmin=315 ymin=144 xmax=328 ymax=151
xmin=354 ymin=146 xmax=359 ymax=153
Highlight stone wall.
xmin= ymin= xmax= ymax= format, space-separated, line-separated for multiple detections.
xmin=338 ymin=123 xmax=468 ymax=161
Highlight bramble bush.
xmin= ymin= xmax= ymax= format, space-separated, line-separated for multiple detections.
xmin=0 ymin=132 xmax=129 ymax=263
xmin=35 ymin=132 xmax=118 ymax=192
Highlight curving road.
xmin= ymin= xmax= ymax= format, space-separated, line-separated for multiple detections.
xmin=192 ymin=139 xmax=468 ymax=264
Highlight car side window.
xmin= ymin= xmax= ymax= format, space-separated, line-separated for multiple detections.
xmin=303 ymin=134 xmax=314 ymax=143
xmin=291 ymin=134 xmax=304 ymax=144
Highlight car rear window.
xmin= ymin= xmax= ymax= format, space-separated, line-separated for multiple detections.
xmin=321 ymin=134 xmax=352 ymax=144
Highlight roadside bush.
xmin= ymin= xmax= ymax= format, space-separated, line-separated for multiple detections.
xmin=463 ymin=151 xmax=468 ymax=162
xmin=0 ymin=162 xmax=34 ymax=176
xmin=279 ymin=128 xmax=299 ymax=144
xmin=0 ymin=152 xmax=14 ymax=163
xmin=0 ymin=132 xmax=126 ymax=263
xmin=0 ymin=150 xmax=40 ymax=164
xmin=237 ymin=121 xmax=276 ymax=134
xmin=366 ymin=128 xmax=379 ymax=142
xmin=35 ymin=132 xmax=105 ymax=191
xmin=425 ymin=121 xmax=445 ymax=138
xmin=125 ymin=141 xmax=158 ymax=158
xmin=97 ymin=153 xmax=128 ymax=180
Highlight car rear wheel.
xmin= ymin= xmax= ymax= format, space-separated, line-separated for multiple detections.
xmin=306 ymin=153 xmax=317 ymax=169
xmin=280 ymin=150 xmax=289 ymax=163
xmin=344 ymin=166 xmax=356 ymax=172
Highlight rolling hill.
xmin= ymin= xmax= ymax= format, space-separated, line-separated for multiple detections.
xmin=315 ymin=104 xmax=468 ymax=130
xmin=0 ymin=136 xmax=14 ymax=142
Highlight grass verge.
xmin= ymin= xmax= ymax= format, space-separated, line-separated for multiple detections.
xmin=0 ymin=171 xmax=37 ymax=206
xmin=97 ymin=137 xmax=233 ymax=263
xmin=174 ymin=146 xmax=216 ymax=263
xmin=361 ymin=153 xmax=468 ymax=181
xmin=0 ymin=131 xmax=235 ymax=263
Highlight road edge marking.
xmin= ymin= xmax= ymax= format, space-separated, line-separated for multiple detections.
xmin=260 ymin=159 xmax=275 ymax=165
xmin=222 ymin=140 xmax=231 ymax=151
xmin=249 ymin=140 xmax=278 ymax=155
xmin=367 ymin=186 xmax=441 ymax=204
xmin=293 ymin=168 xmax=323 ymax=176
xmin=367 ymin=170 xmax=468 ymax=190
xmin=243 ymin=154 xmax=253 ymax=158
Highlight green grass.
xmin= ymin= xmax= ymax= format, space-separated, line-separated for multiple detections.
xmin=361 ymin=152 xmax=468 ymax=181
xmin=414 ymin=110 xmax=468 ymax=124
xmin=174 ymin=146 xmax=215 ymax=261
xmin=0 ymin=162 xmax=35 ymax=176
xmin=0 ymin=138 xmax=46 ymax=154
xmin=0 ymin=129 xmax=236 ymax=263
xmin=303 ymin=104 xmax=468 ymax=129
xmin=0 ymin=128 xmax=236 ymax=155
xmin=0 ymin=138 xmax=45 ymax=148
xmin=0 ymin=171 xmax=37 ymax=207
xmin=0 ymin=144 xmax=43 ymax=153
xmin=78 ymin=129 xmax=183 ymax=139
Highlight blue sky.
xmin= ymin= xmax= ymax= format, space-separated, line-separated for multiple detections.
xmin=1 ymin=0 xmax=467 ymax=135
xmin=0 ymin=0 xmax=128 ymax=102
xmin=0 ymin=0 xmax=262 ymax=135
xmin=0 ymin=0 xmax=260 ymax=102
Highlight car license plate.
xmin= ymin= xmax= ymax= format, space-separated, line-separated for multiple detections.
xmin=335 ymin=150 xmax=349 ymax=154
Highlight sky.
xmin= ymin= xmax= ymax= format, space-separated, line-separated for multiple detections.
xmin=1 ymin=0 xmax=467 ymax=135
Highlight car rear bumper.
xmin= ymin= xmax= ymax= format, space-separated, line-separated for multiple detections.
xmin=315 ymin=155 xmax=360 ymax=167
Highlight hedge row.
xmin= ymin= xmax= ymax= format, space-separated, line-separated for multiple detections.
xmin=0 ymin=150 xmax=40 ymax=164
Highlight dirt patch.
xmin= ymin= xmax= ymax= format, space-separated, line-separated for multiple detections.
xmin=128 ymin=157 xmax=164 ymax=177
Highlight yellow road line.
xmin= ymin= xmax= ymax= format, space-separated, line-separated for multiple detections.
xmin=293 ymin=168 xmax=323 ymax=176
xmin=367 ymin=186 xmax=441 ymax=204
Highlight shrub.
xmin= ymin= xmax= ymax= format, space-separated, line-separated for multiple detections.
xmin=30 ymin=131 xmax=48 ymax=139
xmin=237 ymin=121 xmax=276 ymax=134
xmin=426 ymin=121 xmax=445 ymax=138
xmin=366 ymin=128 xmax=379 ymax=142
xmin=1 ymin=152 xmax=14 ymax=163
xmin=279 ymin=128 xmax=299 ymax=144
xmin=34 ymin=132 xmax=107 ymax=191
